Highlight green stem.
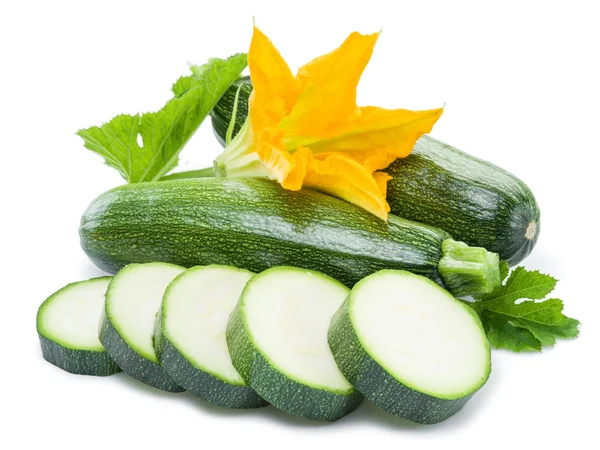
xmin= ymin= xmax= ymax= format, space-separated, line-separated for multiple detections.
xmin=159 ymin=167 xmax=215 ymax=181
xmin=438 ymin=239 xmax=500 ymax=297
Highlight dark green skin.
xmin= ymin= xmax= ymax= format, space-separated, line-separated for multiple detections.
xmin=328 ymin=300 xmax=472 ymax=424
xmin=38 ymin=335 xmax=121 ymax=376
xmin=211 ymin=76 xmax=251 ymax=147
xmin=211 ymin=80 xmax=540 ymax=265
xmin=226 ymin=297 xmax=364 ymax=422
xmin=98 ymin=313 xmax=184 ymax=392
xmin=80 ymin=178 xmax=451 ymax=288
xmin=385 ymin=136 xmax=540 ymax=266
xmin=154 ymin=314 xmax=268 ymax=409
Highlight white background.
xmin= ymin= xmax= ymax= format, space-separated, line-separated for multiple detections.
xmin=1 ymin=1 xmax=598 ymax=449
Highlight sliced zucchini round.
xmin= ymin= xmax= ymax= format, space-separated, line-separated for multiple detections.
xmin=100 ymin=263 xmax=185 ymax=392
xmin=328 ymin=270 xmax=491 ymax=424
xmin=37 ymin=277 xmax=120 ymax=376
xmin=226 ymin=267 xmax=363 ymax=422
xmin=155 ymin=265 xmax=267 ymax=408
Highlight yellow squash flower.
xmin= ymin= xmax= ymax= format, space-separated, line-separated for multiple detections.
xmin=214 ymin=26 xmax=443 ymax=219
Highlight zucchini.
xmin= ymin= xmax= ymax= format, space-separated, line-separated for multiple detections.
xmin=154 ymin=265 xmax=267 ymax=408
xmin=209 ymin=79 xmax=540 ymax=265
xmin=328 ymin=270 xmax=491 ymax=424
xmin=80 ymin=178 xmax=500 ymax=297
xmin=226 ymin=266 xmax=363 ymax=421
xmin=385 ymin=136 xmax=540 ymax=266
xmin=37 ymin=277 xmax=120 ymax=376
xmin=100 ymin=263 xmax=185 ymax=392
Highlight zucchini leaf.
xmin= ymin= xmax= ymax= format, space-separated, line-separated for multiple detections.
xmin=77 ymin=53 xmax=247 ymax=183
xmin=471 ymin=266 xmax=580 ymax=352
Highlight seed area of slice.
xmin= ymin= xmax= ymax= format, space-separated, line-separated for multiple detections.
xmin=227 ymin=267 xmax=363 ymax=422
xmin=100 ymin=263 xmax=185 ymax=392
xmin=155 ymin=265 xmax=267 ymax=409
xmin=328 ymin=270 xmax=491 ymax=424
xmin=37 ymin=277 xmax=120 ymax=376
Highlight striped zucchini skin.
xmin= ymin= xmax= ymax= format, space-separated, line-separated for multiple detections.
xmin=38 ymin=336 xmax=121 ymax=376
xmin=211 ymin=81 xmax=539 ymax=265
xmin=154 ymin=334 xmax=268 ymax=408
xmin=328 ymin=298 xmax=473 ymax=424
xmin=98 ymin=313 xmax=185 ymax=392
xmin=385 ymin=136 xmax=540 ymax=266
xmin=80 ymin=178 xmax=451 ymax=288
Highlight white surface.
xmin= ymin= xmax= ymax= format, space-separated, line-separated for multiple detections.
xmin=1 ymin=1 xmax=598 ymax=449
xmin=38 ymin=278 xmax=111 ymax=350
xmin=163 ymin=266 xmax=252 ymax=384
xmin=351 ymin=271 xmax=489 ymax=397
xmin=107 ymin=263 xmax=184 ymax=362
xmin=243 ymin=268 xmax=352 ymax=391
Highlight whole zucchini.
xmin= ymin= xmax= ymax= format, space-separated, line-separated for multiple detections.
xmin=210 ymin=78 xmax=540 ymax=265
xmin=80 ymin=178 xmax=500 ymax=297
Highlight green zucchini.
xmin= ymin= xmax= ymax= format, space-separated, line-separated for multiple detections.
xmin=37 ymin=277 xmax=121 ymax=376
xmin=209 ymin=79 xmax=539 ymax=265
xmin=100 ymin=263 xmax=185 ymax=392
xmin=328 ymin=270 xmax=491 ymax=424
xmin=80 ymin=178 xmax=500 ymax=297
xmin=226 ymin=266 xmax=363 ymax=421
xmin=154 ymin=265 xmax=267 ymax=408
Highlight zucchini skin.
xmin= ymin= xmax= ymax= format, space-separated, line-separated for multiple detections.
xmin=154 ymin=334 xmax=268 ymax=409
xmin=98 ymin=313 xmax=184 ymax=392
xmin=210 ymin=76 xmax=251 ymax=147
xmin=80 ymin=178 xmax=451 ymax=288
xmin=38 ymin=336 xmax=121 ymax=376
xmin=211 ymin=80 xmax=540 ymax=265
xmin=385 ymin=136 xmax=540 ymax=265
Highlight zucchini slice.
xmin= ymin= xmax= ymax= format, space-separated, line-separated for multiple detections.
xmin=328 ymin=270 xmax=491 ymax=424
xmin=154 ymin=265 xmax=267 ymax=408
xmin=100 ymin=263 xmax=185 ymax=392
xmin=226 ymin=267 xmax=364 ymax=422
xmin=37 ymin=277 xmax=120 ymax=376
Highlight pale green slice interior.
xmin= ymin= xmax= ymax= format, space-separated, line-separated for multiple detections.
xmin=350 ymin=270 xmax=490 ymax=399
xmin=163 ymin=265 xmax=253 ymax=385
xmin=242 ymin=267 xmax=353 ymax=392
xmin=106 ymin=263 xmax=185 ymax=363
xmin=37 ymin=277 xmax=111 ymax=351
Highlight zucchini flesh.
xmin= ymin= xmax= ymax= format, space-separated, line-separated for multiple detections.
xmin=80 ymin=178 xmax=500 ymax=297
xmin=226 ymin=267 xmax=363 ymax=421
xmin=100 ymin=263 xmax=185 ymax=392
xmin=209 ymin=79 xmax=540 ymax=265
xmin=328 ymin=270 xmax=491 ymax=424
xmin=154 ymin=265 xmax=267 ymax=408
xmin=37 ymin=277 xmax=120 ymax=376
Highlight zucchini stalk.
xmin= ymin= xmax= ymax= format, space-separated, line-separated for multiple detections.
xmin=438 ymin=239 xmax=500 ymax=297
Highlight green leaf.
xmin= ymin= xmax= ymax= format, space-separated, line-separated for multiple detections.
xmin=481 ymin=311 xmax=541 ymax=352
xmin=473 ymin=266 xmax=580 ymax=352
xmin=499 ymin=260 xmax=509 ymax=282
xmin=78 ymin=53 xmax=247 ymax=183
xmin=479 ymin=266 xmax=557 ymax=302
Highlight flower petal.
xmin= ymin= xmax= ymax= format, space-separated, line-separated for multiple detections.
xmin=303 ymin=152 xmax=391 ymax=219
xmin=279 ymin=32 xmax=380 ymax=143
xmin=281 ymin=147 xmax=312 ymax=191
xmin=254 ymin=127 xmax=295 ymax=183
xmin=249 ymin=26 xmax=301 ymax=132
xmin=288 ymin=105 xmax=443 ymax=152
